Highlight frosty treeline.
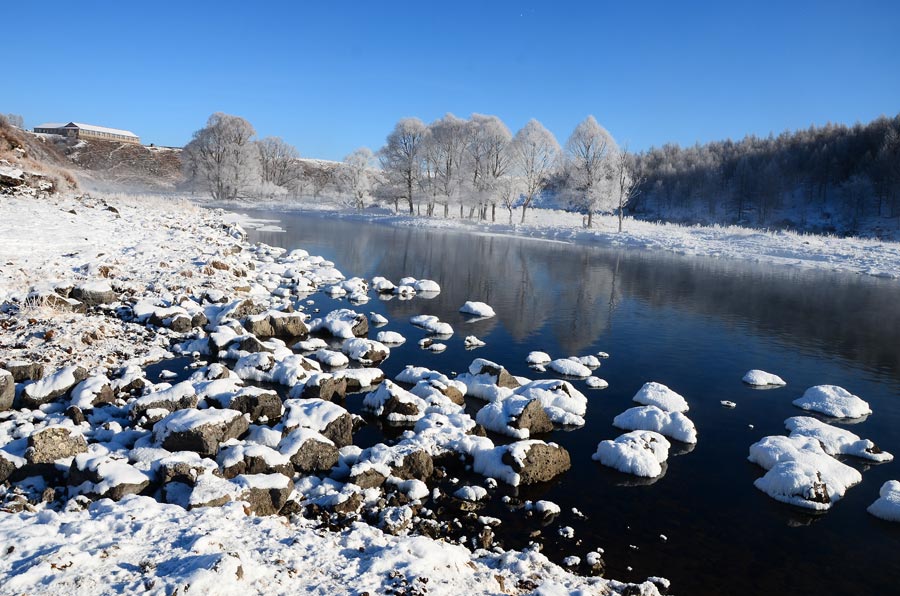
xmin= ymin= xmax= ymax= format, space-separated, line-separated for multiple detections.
xmin=630 ymin=114 xmax=900 ymax=234
xmin=377 ymin=113 xmax=635 ymax=228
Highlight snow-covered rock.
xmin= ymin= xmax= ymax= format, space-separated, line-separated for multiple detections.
xmin=375 ymin=330 xmax=406 ymax=345
xmin=475 ymin=395 xmax=552 ymax=439
xmin=613 ymin=406 xmax=698 ymax=444
xmin=464 ymin=335 xmax=486 ymax=349
xmin=785 ymin=416 xmax=892 ymax=462
xmin=632 ymin=382 xmax=689 ymax=413
xmin=586 ymin=376 xmax=608 ymax=389
xmin=515 ymin=379 xmax=587 ymax=426
xmin=547 ymin=358 xmax=592 ymax=378
xmin=341 ymin=338 xmax=390 ymax=364
xmin=308 ymin=308 xmax=368 ymax=339
xmin=792 ymin=385 xmax=872 ymax=418
xmin=526 ymin=351 xmax=551 ymax=366
xmin=459 ymin=301 xmax=495 ymax=318
xmin=409 ymin=314 xmax=453 ymax=336
xmin=742 ymin=369 xmax=786 ymax=387
xmin=868 ymin=480 xmax=900 ymax=522
xmin=363 ymin=381 xmax=427 ymax=423
xmin=593 ymin=431 xmax=670 ymax=478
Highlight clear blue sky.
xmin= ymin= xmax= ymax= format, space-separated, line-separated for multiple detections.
xmin=5 ymin=0 xmax=899 ymax=160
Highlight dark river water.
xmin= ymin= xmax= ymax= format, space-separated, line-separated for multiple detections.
xmin=240 ymin=209 xmax=900 ymax=595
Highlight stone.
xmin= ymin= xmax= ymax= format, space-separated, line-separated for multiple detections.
xmin=70 ymin=283 xmax=117 ymax=307
xmin=349 ymin=468 xmax=387 ymax=489
xmin=168 ymin=314 xmax=193 ymax=333
xmin=130 ymin=381 xmax=198 ymax=423
xmin=66 ymin=405 xmax=86 ymax=425
xmin=392 ymin=450 xmax=434 ymax=481
xmin=155 ymin=410 xmax=250 ymax=458
xmin=270 ymin=313 xmax=308 ymax=337
xmin=21 ymin=366 xmax=88 ymax=408
xmin=332 ymin=491 xmax=364 ymax=515
xmin=472 ymin=361 xmax=520 ymax=389
xmin=236 ymin=475 xmax=292 ymax=516
xmin=68 ymin=454 xmax=150 ymax=501
xmin=0 ymin=369 xmax=14 ymax=411
xmin=26 ymin=426 xmax=88 ymax=465
xmin=513 ymin=399 xmax=554 ymax=435
xmin=300 ymin=375 xmax=347 ymax=402
xmin=502 ymin=442 xmax=571 ymax=485
xmin=281 ymin=432 xmax=339 ymax=473
xmin=0 ymin=361 xmax=44 ymax=382
xmin=0 ymin=451 xmax=22 ymax=483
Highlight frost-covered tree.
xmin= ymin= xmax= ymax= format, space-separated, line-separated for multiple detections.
xmin=510 ymin=119 xmax=560 ymax=223
xmin=466 ymin=114 xmax=513 ymax=221
xmin=4 ymin=113 xmax=24 ymax=129
xmin=257 ymin=136 xmax=300 ymax=190
xmin=563 ymin=116 xmax=617 ymax=228
xmin=613 ymin=147 xmax=640 ymax=232
xmin=182 ymin=113 xmax=260 ymax=201
xmin=378 ymin=117 xmax=426 ymax=214
xmin=339 ymin=147 xmax=373 ymax=211
xmin=423 ymin=113 xmax=468 ymax=217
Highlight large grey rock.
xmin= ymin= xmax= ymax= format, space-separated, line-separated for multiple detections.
xmin=0 ymin=360 xmax=43 ymax=383
xmin=235 ymin=474 xmax=292 ymax=516
xmin=349 ymin=468 xmax=387 ymax=489
xmin=0 ymin=451 xmax=23 ymax=483
xmin=130 ymin=381 xmax=198 ymax=423
xmin=224 ymin=388 xmax=283 ymax=424
xmin=22 ymin=366 xmax=88 ymax=408
xmin=279 ymin=430 xmax=338 ymax=473
xmin=299 ymin=374 xmax=347 ymax=402
xmin=70 ymin=282 xmax=117 ymax=307
xmin=502 ymin=441 xmax=571 ymax=485
xmin=154 ymin=409 xmax=250 ymax=458
xmin=26 ymin=426 xmax=88 ymax=465
xmin=218 ymin=444 xmax=293 ymax=479
xmin=392 ymin=450 xmax=434 ymax=481
xmin=471 ymin=360 xmax=520 ymax=389
xmin=0 ymin=369 xmax=14 ymax=411
xmin=513 ymin=399 xmax=554 ymax=435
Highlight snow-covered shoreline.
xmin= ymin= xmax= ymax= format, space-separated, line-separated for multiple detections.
xmin=0 ymin=192 xmax=667 ymax=595
xmin=219 ymin=199 xmax=900 ymax=280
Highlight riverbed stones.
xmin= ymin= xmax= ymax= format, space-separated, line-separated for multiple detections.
xmin=218 ymin=443 xmax=293 ymax=479
xmin=21 ymin=366 xmax=88 ymax=408
xmin=243 ymin=311 xmax=309 ymax=338
xmin=153 ymin=409 xmax=250 ymax=457
xmin=26 ymin=426 xmax=88 ymax=465
xmin=0 ymin=451 xmax=22 ymax=483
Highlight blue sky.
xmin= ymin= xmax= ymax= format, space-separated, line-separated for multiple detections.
xmin=5 ymin=0 xmax=899 ymax=160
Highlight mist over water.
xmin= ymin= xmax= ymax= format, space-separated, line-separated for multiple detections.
xmin=246 ymin=210 xmax=900 ymax=595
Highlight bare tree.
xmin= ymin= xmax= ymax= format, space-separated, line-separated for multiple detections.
xmin=257 ymin=136 xmax=300 ymax=189
xmin=378 ymin=117 xmax=426 ymax=214
xmin=182 ymin=113 xmax=260 ymax=202
xmin=510 ymin=119 xmax=560 ymax=223
xmin=423 ymin=113 xmax=468 ymax=217
xmin=4 ymin=114 xmax=24 ymax=129
xmin=564 ymin=115 xmax=617 ymax=228
xmin=339 ymin=147 xmax=374 ymax=211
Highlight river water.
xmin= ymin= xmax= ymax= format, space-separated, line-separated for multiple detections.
xmin=242 ymin=210 xmax=900 ymax=595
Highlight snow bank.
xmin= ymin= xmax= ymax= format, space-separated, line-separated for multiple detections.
xmin=792 ymin=385 xmax=872 ymax=418
xmin=742 ymin=369 xmax=786 ymax=387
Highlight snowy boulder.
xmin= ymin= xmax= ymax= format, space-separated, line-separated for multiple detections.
xmin=464 ymin=335 xmax=486 ymax=349
xmin=341 ymin=337 xmax=390 ymax=365
xmin=371 ymin=276 xmax=396 ymax=293
xmin=392 ymin=450 xmax=435 ymax=481
xmin=184 ymin=472 xmax=243 ymax=509
xmin=294 ymin=372 xmax=348 ymax=402
xmin=868 ymin=481 xmax=900 ymax=522
xmin=785 ymin=416 xmax=892 ymax=462
xmin=243 ymin=310 xmax=309 ymax=338
xmin=742 ymin=369 xmax=787 ymax=387
xmin=526 ymin=351 xmax=552 ymax=366
xmin=130 ymin=381 xmax=199 ymax=424
xmin=454 ymin=485 xmax=488 ymax=502
xmin=503 ymin=441 xmax=571 ymax=486
xmin=282 ymin=398 xmax=354 ymax=447
xmin=153 ymin=409 xmax=250 ymax=457
xmin=68 ymin=453 xmax=150 ymax=501
xmin=410 ymin=314 xmax=453 ymax=336
xmin=279 ymin=429 xmax=339 ymax=473
xmin=468 ymin=358 xmax=520 ymax=389
xmin=309 ymin=308 xmax=368 ymax=339
xmin=0 ymin=369 xmax=14 ymax=411
xmin=26 ymin=426 xmax=88 ymax=465
xmin=0 ymin=360 xmax=44 ymax=382
xmin=363 ymin=381 xmax=427 ymax=423
xmin=613 ymin=406 xmax=698 ymax=444
xmin=586 ymin=376 xmax=609 ymax=389
xmin=310 ymin=349 xmax=350 ymax=368
xmin=156 ymin=452 xmax=220 ymax=485
xmin=548 ymin=359 xmax=592 ymax=378
xmin=212 ymin=386 xmax=283 ymax=424
xmin=792 ymin=385 xmax=872 ymax=419
xmin=632 ymin=382 xmax=689 ymax=413
xmin=334 ymin=368 xmax=385 ymax=392
xmin=70 ymin=280 xmax=118 ymax=306
xmin=475 ymin=395 xmax=553 ymax=439
xmin=69 ymin=375 xmax=115 ymax=410
xmin=217 ymin=443 xmax=293 ymax=479
xmin=413 ymin=279 xmax=441 ymax=293
xmin=22 ymin=365 xmax=88 ymax=408
xmin=515 ymin=379 xmax=587 ymax=426
xmin=233 ymin=473 xmax=293 ymax=516
xmin=593 ymin=431 xmax=671 ymax=478
xmin=0 ymin=450 xmax=24 ymax=483
xmin=459 ymin=301 xmax=495 ymax=318
xmin=748 ymin=435 xmax=862 ymax=510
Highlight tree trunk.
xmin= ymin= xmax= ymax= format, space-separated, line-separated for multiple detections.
xmin=587 ymin=211 xmax=593 ymax=228
xmin=491 ymin=204 xmax=496 ymax=222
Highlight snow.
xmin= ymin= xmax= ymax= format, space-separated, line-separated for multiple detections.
xmin=362 ymin=380 xmax=427 ymax=423
xmin=613 ymin=406 xmax=698 ymax=444
xmin=308 ymin=308 xmax=365 ymax=339
xmin=375 ymin=330 xmax=406 ymax=345
xmin=868 ymin=481 xmax=900 ymax=522
xmin=282 ymin=398 xmax=348 ymax=434
xmin=784 ymin=416 xmax=892 ymax=462
xmin=526 ymin=351 xmax=552 ymax=366
xmin=22 ymin=366 xmax=82 ymax=401
xmin=368 ymin=312 xmax=388 ymax=325
xmin=459 ymin=301 xmax=495 ymax=318
xmin=409 ymin=314 xmax=453 ymax=336
xmin=69 ymin=374 xmax=111 ymax=410
xmin=792 ymin=385 xmax=872 ymax=418
xmin=586 ymin=376 xmax=608 ymax=389
xmin=311 ymin=348 xmax=350 ymax=368
xmin=547 ymin=358 xmax=592 ymax=378
xmin=475 ymin=395 xmax=537 ymax=439
xmin=152 ymin=408 xmax=243 ymax=438
xmin=515 ymin=379 xmax=587 ymax=426
xmin=632 ymin=382 xmax=690 ymax=413
xmin=742 ymin=369 xmax=787 ymax=387
xmin=464 ymin=335 xmax=486 ymax=348
xmin=454 ymin=485 xmax=488 ymax=501
xmin=748 ymin=435 xmax=862 ymax=510
xmin=593 ymin=431 xmax=671 ymax=478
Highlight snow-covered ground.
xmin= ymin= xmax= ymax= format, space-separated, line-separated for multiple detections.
xmin=221 ymin=200 xmax=900 ymax=280
xmin=0 ymin=192 xmax=666 ymax=595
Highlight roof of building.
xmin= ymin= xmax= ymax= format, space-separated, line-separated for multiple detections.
xmin=66 ymin=122 xmax=139 ymax=138
xmin=34 ymin=122 xmax=66 ymax=129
